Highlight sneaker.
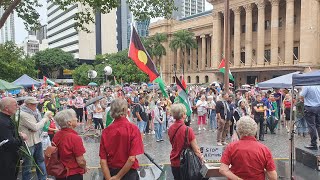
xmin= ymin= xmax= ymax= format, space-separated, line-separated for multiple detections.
xmin=203 ymin=127 xmax=206 ymax=130
xmin=198 ymin=127 xmax=201 ymax=131
xmin=222 ymin=142 xmax=228 ymax=145
xmin=151 ymin=130 xmax=155 ymax=134
xmin=217 ymin=142 xmax=223 ymax=146
xmin=160 ymin=139 xmax=164 ymax=142
xmin=156 ymin=140 xmax=160 ymax=142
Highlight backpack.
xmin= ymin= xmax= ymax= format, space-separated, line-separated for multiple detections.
xmin=180 ymin=127 xmax=202 ymax=180
xmin=44 ymin=133 xmax=69 ymax=178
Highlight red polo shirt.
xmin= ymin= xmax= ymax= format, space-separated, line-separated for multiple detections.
xmin=52 ymin=128 xmax=86 ymax=177
xmin=99 ymin=116 xmax=144 ymax=169
xmin=168 ymin=120 xmax=195 ymax=167
xmin=220 ymin=136 xmax=276 ymax=180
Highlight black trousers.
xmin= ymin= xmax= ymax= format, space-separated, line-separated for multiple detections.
xmin=255 ymin=116 xmax=265 ymax=139
xmin=93 ymin=118 xmax=104 ymax=130
xmin=75 ymin=108 xmax=83 ymax=123
xmin=0 ymin=152 xmax=19 ymax=180
xmin=56 ymin=174 xmax=83 ymax=180
xmin=106 ymin=168 xmax=139 ymax=180
xmin=304 ymin=106 xmax=320 ymax=146
xmin=171 ymin=166 xmax=181 ymax=180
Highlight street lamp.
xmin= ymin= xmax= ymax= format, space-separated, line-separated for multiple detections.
xmin=104 ymin=66 xmax=112 ymax=86
xmin=87 ymin=70 xmax=97 ymax=82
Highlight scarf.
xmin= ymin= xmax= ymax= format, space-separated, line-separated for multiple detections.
xmin=20 ymin=105 xmax=42 ymax=123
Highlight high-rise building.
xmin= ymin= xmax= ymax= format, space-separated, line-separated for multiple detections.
xmin=172 ymin=0 xmax=206 ymax=19
xmin=0 ymin=8 xmax=15 ymax=43
xmin=29 ymin=25 xmax=47 ymax=43
xmin=20 ymin=35 xmax=39 ymax=56
xmin=135 ymin=19 xmax=150 ymax=38
xmin=116 ymin=0 xmax=133 ymax=51
xmin=46 ymin=2 xmax=96 ymax=60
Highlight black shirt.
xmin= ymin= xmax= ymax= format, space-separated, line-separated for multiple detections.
xmin=252 ymin=100 xmax=265 ymax=118
xmin=216 ymin=100 xmax=232 ymax=120
xmin=134 ymin=103 xmax=148 ymax=122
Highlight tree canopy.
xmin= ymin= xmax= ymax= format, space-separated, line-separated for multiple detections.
xmin=72 ymin=50 xmax=149 ymax=85
xmin=33 ymin=48 xmax=77 ymax=79
xmin=0 ymin=0 xmax=176 ymax=32
xmin=0 ymin=42 xmax=37 ymax=82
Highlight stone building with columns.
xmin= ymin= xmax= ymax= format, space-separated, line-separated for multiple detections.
xmin=149 ymin=0 xmax=320 ymax=86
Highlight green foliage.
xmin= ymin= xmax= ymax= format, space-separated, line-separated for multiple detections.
xmin=169 ymin=30 xmax=197 ymax=51
xmin=0 ymin=0 xmax=176 ymax=32
xmin=33 ymin=48 xmax=77 ymax=79
xmin=72 ymin=64 xmax=94 ymax=85
xmin=143 ymin=33 xmax=167 ymax=67
xmin=0 ymin=42 xmax=37 ymax=82
xmin=95 ymin=50 xmax=149 ymax=84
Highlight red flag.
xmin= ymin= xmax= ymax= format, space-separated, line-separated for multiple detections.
xmin=32 ymin=84 xmax=35 ymax=90
xmin=180 ymin=75 xmax=187 ymax=91
xmin=128 ymin=26 xmax=159 ymax=82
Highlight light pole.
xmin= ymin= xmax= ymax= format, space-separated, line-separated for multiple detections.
xmin=224 ymin=0 xmax=230 ymax=91
xmin=104 ymin=66 xmax=112 ymax=86
xmin=87 ymin=70 xmax=97 ymax=82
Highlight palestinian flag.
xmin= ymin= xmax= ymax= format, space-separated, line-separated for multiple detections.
xmin=175 ymin=76 xmax=192 ymax=116
xmin=218 ymin=59 xmax=234 ymax=81
xmin=43 ymin=76 xmax=57 ymax=86
xmin=154 ymin=77 xmax=168 ymax=98
xmin=180 ymin=75 xmax=187 ymax=93
xmin=105 ymin=111 xmax=114 ymax=127
xmin=128 ymin=26 xmax=160 ymax=82
xmin=114 ymin=76 xmax=118 ymax=85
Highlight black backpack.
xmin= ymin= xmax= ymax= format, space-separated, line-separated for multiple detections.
xmin=180 ymin=127 xmax=202 ymax=180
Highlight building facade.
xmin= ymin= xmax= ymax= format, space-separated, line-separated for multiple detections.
xmin=20 ymin=35 xmax=40 ymax=56
xmin=29 ymin=25 xmax=47 ymax=43
xmin=149 ymin=0 xmax=320 ymax=86
xmin=173 ymin=0 xmax=206 ymax=19
xmin=116 ymin=0 xmax=133 ymax=51
xmin=0 ymin=8 xmax=15 ymax=43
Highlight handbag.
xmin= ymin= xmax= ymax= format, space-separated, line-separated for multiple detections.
xmin=180 ymin=127 xmax=202 ymax=180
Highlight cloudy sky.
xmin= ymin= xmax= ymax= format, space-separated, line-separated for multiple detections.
xmin=14 ymin=1 xmax=213 ymax=43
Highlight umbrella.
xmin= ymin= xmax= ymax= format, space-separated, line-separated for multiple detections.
xmin=0 ymin=79 xmax=23 ymax=90
xmin=15 ymin=96 xmax=30 ymax=102
xmin=88 ymin=82 xmax=98 ymax=86
xmin=85 ymin=96 xmax=104 ymax=107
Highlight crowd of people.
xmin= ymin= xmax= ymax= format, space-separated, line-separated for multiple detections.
xmin=0 ymin=81 xmax=319 ymax=180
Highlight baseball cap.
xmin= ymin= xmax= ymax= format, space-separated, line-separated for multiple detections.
xmin=25 ymin=97 xmax=39 ymax=104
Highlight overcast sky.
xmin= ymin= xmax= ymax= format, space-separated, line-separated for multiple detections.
xmin=14 ymin=1 xmax=213 ymax=44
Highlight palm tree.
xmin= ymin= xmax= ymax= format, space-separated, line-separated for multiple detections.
xmin=151 ymin=33 xmax=167 ymax=68
xmin=141 ymin=37 xmax=153 ymax=57
xmin=169 ymin=30 xmax=197 ymax=75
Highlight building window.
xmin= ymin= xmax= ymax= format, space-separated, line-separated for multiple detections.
xmin=196 ymin=76 xmax=199 ymax=84
xmin=205 ymin=76 xmax=209 ymax=83
xmin=172 ymin=76 xmax=176 ymax=83
xmin=279 ymin=18 xmax=283 ymax=27
xmin=264 ymin=49 xmax=271 ymax=62
xmin=293 ymin=47 xmax=299 ymax=60
xmin=187 ymin=76 xmax=191 ymax=83
xmin=241 ymin=25 xmax=246 ymax=33
xmin=265 ymin=20 xmax=270 ymax=30
xmin=241 ymin=52 xmax=245 ymax=64
xmin=231 ymin=28 xmax=234 ymax=35
xmin=294 ymin=15 xmax=297 ymax=24
xmin=252 ymin=23 xmax=257 ymax=32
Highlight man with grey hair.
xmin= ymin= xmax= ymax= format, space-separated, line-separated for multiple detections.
xmin=19 ymin=97 xmax=48 ymax=180
xmin=0 ymin=97 xmax=27 ymax=179
xmin=220 ymin=116 xmax=277 ymax=180
xmin=215 ymin=92 xmax=232 ymax=146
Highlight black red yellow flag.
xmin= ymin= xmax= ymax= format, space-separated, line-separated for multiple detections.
xmin=128 ymin=26 xmax=159 ymax=82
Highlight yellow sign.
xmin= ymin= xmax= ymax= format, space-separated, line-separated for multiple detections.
xmin=63 ymin=69 xmax=73 ymax=75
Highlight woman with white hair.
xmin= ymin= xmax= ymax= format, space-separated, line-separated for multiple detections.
xmin=168 ymin=103 xmax=203 ymax=180
xmin=52 ymin=109 xmax=87 ymax=180
xmin=207 ymin=96 xmax=217 ymax=131
xmin=196 ymin=95 xmax=208 ymax=131
xmin=219 ymin=116 xmax=277 ymax=180
xmin=153 ymin=101 xmax=164 ymax=142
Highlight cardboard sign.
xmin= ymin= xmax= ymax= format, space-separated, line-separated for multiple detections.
xmin=200 ymin=146 xmax=225 ymax=162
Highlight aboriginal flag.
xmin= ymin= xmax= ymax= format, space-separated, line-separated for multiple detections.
xmin=128 ymin=26 xmax=159 ymax=82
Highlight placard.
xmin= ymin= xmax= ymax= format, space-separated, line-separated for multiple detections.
xmin=200 ymin=146 xmax=225 ymax=162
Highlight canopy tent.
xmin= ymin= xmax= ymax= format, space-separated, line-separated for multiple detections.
xmin=13 ymin=74 xmax=41 ymax=88
xmin=0 ymin=79 xmax=23 ymax=90
xmin=257 ymin=72 xmax=300 ymax=88
xmin=292 ymin=70 xmax=320 ymax=86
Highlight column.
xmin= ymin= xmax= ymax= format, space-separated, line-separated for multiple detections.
xmin=209 ymin=34 xmax=212 ymax=67
xmin=233 ymin=7 xmax=241 ymax=67
xmin=244 ymin=4 xmax=253 ymax=67
xmin=270 ymin=0 xmax=280 ymax=65
xmin=190 ymin=46 xmax=194 ymax=70
xmin=285 ymin=0 xmax=294 ymax=65
xmin=177 ymin=48 xmax=181 ymax=73
xmin=212 ymin=11 xmax=222 ymax=68
xmin=197 ymin=37 xmax=202 ymax=70
xmin=184 ymin=47 xmax=188 ymax=73
xmin=201 ymin=34 xmax=206 ymax=69
xmin=256 ymin=0 xmax=266 ymax=66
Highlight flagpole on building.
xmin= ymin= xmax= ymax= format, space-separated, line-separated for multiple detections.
xmin=223 ymin=0 xmax=230 ymax=91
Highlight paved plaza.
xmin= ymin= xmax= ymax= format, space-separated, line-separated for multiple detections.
xmin=75 ymin=118 xmax=320 ymax=180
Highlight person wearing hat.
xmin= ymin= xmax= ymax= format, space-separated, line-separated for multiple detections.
xmin=19 ymin=97 xmax=49 ymax=180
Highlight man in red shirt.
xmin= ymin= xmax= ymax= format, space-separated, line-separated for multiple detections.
xmin=99 ymin=99 xmax=144 ymax=180
xmin=220 ymin=116 xmax=277 ymax=180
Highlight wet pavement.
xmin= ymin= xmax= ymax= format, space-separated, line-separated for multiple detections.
xmin=77 ymin=118 xmax=320 ymax=180
xmin=17 ymin=118 xmax=320 ymax=179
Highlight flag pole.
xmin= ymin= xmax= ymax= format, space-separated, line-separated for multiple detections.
xmin=223 ymin=0 xmax=230 ymax=92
